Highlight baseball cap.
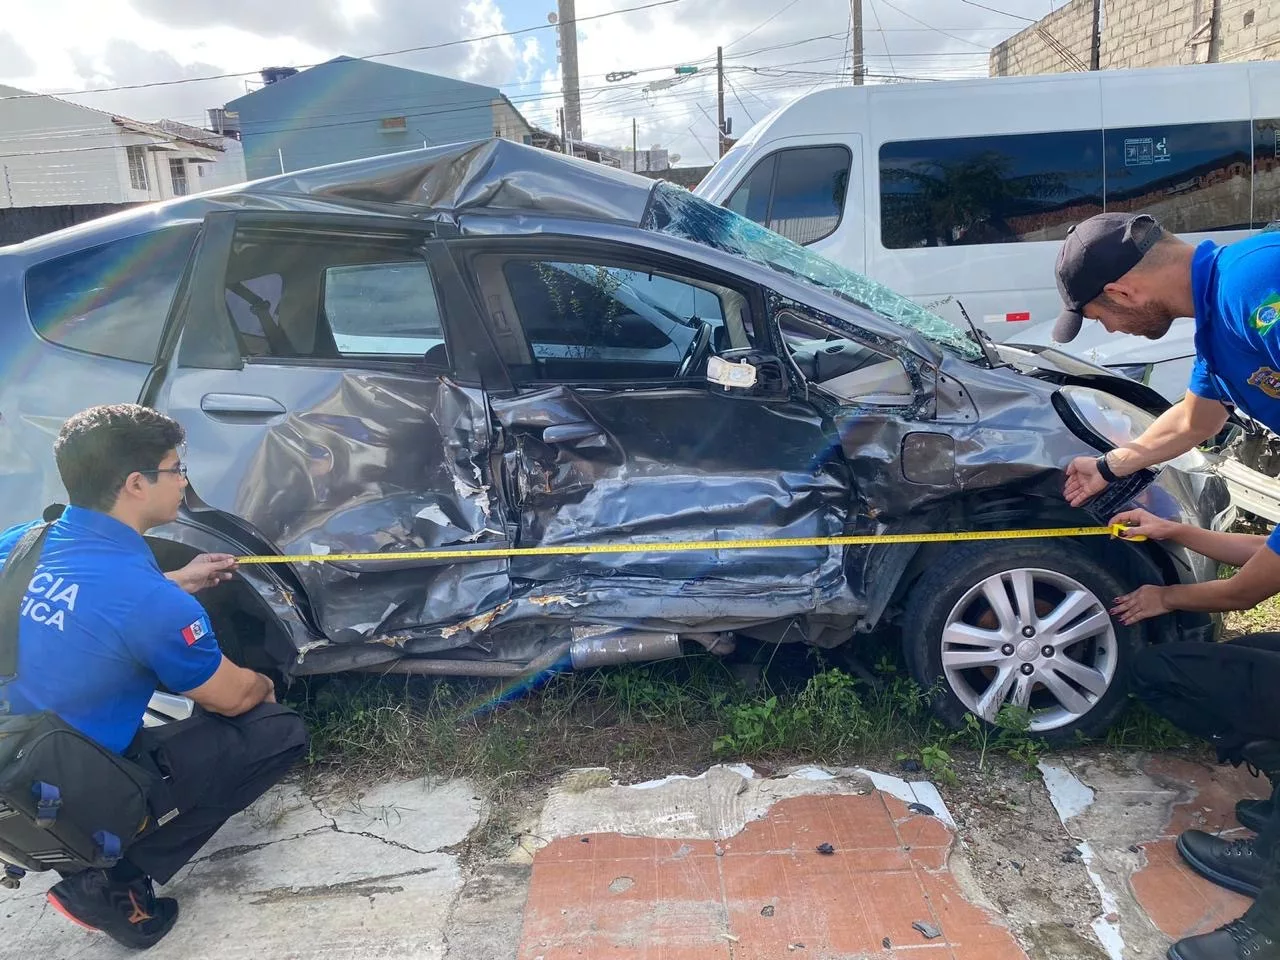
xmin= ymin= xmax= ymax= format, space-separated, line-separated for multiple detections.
xmin=1053 ymin=212 xmax=1164 ymax=343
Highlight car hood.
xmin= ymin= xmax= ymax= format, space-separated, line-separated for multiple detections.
xmin=988 ymin=341 xmax=1173 ymax=413
xmin=1008 ymin=316 xmax=1197 ymax=366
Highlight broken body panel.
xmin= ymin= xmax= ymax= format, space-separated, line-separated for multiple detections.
xmin=0 ymin=139 xmax=1226 ymax=679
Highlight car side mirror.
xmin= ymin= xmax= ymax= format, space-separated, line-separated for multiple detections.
xmin=706 ymin=352 xmax=789 ymax=399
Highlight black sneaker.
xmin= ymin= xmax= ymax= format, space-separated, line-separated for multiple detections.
xmin=1168 ymin=917 xmax=1280 ymax=959
xmin=1178 ymin=831 xmax=1275 ymax=897
xmin=1239 ymin=798 xmax=1274 ymax=834
xmin=46 ymin=868 xmax=178 ymax=950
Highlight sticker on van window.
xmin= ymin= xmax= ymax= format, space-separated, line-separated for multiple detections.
xmin=1124 ymin=137 xmax=1171 ymax=166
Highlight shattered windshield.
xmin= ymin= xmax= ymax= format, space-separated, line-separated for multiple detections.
xmin=642 ymin=182 xmax=983 ymax=362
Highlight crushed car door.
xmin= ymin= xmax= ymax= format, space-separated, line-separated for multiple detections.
xmin=148 ymin=211 xmax=512 ymax=647
xmin=458 ymin=237 xmax=863 ymax=645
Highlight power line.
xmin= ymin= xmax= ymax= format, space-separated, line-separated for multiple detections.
xmin=724 ymin=0 xmax=807 ymax=51
xmin=957 ymin=0 xmax=1037 ymax=22
xmin=0 ymin=0 xmax=688 ymax=102
xmin=874 ymin=0 xmax=994 ymax=50
xmin=723 ymin=74 xmax=757 ymax=126
xmin=867 ymin=0 xmax=898 ymax=79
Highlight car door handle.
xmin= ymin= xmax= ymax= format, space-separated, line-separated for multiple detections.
xmin=542 ymin=422 xmax=605 ymax=444
xmin=200 ymin=393 xmax=287 ymax=419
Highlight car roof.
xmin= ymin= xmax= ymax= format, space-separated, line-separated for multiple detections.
xmin=1 ymin=138 xmax=659 ymax=261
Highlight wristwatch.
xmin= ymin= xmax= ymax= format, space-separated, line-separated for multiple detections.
xmin=1095 ymin=452 xmax=1119 ymax=482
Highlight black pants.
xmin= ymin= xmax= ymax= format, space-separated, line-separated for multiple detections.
xmin=1132 ymin=631 xmax=1280 ymax=757
xmin=119 ymin=702 xmax=308 ymax=885
xmin=1134 ymin=632 xmax=1280 ymax=865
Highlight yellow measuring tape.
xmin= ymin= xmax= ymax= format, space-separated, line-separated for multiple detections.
xmin=232 ymin=522 xmax=1145 ymax=565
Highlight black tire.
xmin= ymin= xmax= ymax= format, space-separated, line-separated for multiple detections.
xmin=900 ymin=538 xmax=1145 ymax=745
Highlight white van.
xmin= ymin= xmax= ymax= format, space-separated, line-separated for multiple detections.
xmin=693 ymin=60 xmax=1280 ymax=356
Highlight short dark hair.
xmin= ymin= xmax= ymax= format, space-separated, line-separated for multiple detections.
xmin=53 ymin=404 xmax=186 ymax=512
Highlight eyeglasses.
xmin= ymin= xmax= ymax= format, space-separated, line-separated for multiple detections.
xmin=140 ymin=462 xmax=188 ymax=479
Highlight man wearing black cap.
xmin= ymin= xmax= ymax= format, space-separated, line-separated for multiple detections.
xmin=1053 ymin=211 xmax=1280 ymax=960
xmin=1055 ymin=211 xmax=1280 ymax=506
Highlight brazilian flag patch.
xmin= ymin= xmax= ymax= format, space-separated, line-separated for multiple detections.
xmin=1252 ymin=293 xmax=1280 ymax=334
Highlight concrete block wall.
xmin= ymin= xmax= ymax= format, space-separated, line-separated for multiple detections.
xmin=1214 ymin=1 xmax=1280 ymax=63
xmin=989 ymin=0 xmax=1095 ymax=77
xmin=992 ymin=0 xmax=1280 ymax=76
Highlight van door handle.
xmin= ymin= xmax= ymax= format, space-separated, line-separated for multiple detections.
xmin=200 ymin=393 xmax=287 ymax=419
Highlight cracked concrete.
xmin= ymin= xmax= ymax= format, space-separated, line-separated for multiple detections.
xmin=0 ymin=754 xmax=1263 ymax=960
xmin=0 ymin=776 xmax=483 ymax=960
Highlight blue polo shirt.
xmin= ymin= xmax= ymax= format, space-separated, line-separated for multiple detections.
xmin=0 ymin=507 xmax=222 ymax=753
xmin=1187 ymin=231 xmax=1280 ymax=554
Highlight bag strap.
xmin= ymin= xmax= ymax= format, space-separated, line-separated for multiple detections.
xmin=0 ymin=520 xmax=56 ymax=681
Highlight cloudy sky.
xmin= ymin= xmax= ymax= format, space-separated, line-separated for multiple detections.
xmin=0 ymin=0 xmax=1069 ymax=166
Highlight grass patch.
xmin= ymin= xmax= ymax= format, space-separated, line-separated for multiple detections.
xmin=285 ymin=647 xmax=1111 ymax=815
xmin=1224 ymin=591 xmax=1280 ymax=638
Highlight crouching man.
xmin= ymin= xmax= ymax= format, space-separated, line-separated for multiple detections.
xmin=0 ymin=404 xmax=308 ymax=949
xmin=1110 ymin=507 xmax=1280 ymax=960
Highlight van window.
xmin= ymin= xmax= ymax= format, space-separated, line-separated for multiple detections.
xmin=1104 ymin=121 xmax=1252 ymax=233
xmin=1255 ymin=118 xmax=1280 ymax=226
xmin=24 ymin=225 xmax=199 ymax=364
xmin=879 ymin=130 xmax=1103 ymax=249
xmin=725 ymin=146 xmax=850 ymax=245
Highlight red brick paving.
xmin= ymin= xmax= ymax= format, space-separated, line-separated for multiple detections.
xmin=518 ymin=791 xmax=1026 ymax=960
xmin=1130 ymin=757 xmax=1267 ymax=941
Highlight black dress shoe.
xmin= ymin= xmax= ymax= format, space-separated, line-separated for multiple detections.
xmin=1168 ymin=917 xmax=1280 ymax=959
xmin=47 ymin=868 xmax=179 ymax=950
xmin=1178 ymin=830 xmax=1275 ymax=897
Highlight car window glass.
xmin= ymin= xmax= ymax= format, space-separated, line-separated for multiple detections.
xmin=323 ymin=263 xmax=445 ymax=357
xmin=223 ymin=234 xmax=449 ymax=365
xmin=499 ymin=258 xmax=732 ymax=380
xmin=25 ymin=225 xmax=199 ymax=364
xmin=779 ymin=313 xmax=913 ymax=404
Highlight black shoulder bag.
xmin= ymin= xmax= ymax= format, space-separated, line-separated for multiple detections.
xmin=0 ymin=517 xmax=169 ymax=887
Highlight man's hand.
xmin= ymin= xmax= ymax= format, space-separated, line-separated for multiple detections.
xmin=1110 ymin=508 xmax=1180 ymax=541
xmin=167 ymin=553 xmax=238 ymax=595
xmin=1064 ymin=456 xmax=1108 ymax=507
xmin=1110 ymin=584 xmax=1171 ymax=625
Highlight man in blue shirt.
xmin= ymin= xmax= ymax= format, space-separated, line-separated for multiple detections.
xmin=0 ymin=403 xmax=307 ymax=950
xmin=1052 ymin=213 xmax=1280 ymax=960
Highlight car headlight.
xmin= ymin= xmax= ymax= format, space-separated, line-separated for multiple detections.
xmin=1057 ymin=385 xmax=1210 ymax=473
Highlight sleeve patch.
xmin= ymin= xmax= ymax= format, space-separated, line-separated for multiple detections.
xmin=181 ymin=615 xmax=211 ymax=646
xmin=1250 ymin=294 xmax=1280 ymax=334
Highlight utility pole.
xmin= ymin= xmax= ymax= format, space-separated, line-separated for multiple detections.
xmin=1089 ymin=0 xmax=1101 ymax=70
xmin=557 ymin=0 xmax=583 ymax=141
xmin=851 ymin=0 xmax=865 ymax=84
xmin=633 ymin=118 xmax=638 ymax=172
xmin=717 ymin=46 xmax=726 ymax=157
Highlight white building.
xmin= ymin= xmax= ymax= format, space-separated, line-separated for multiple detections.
xmin=0 ymin=83 xmax=245 ymax=240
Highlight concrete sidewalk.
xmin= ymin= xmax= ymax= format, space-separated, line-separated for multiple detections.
xmin=0 ymin=752 xmax=1267 ymax=960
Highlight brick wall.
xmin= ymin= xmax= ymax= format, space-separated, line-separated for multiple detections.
xmin=991 ymin=0 xmax=1280 ymax=76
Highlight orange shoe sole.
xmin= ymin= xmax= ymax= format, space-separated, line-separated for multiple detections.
xmin=46 ymin=891 xmax=101 ymax=933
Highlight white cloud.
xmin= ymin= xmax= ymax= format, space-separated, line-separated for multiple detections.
xmin=0 ymin=0 xmax=1056 ymax=167
xmin=0 ymin=32 xmax=36 ymax=82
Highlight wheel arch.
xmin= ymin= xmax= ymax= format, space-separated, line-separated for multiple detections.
xmin=144 ymin=512 xmax=325 ymax=679
xmin=863 ymin=494 xmax=1183 ymax=646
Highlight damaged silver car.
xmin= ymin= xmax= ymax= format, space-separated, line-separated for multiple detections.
xmin=0 ymin=139 xmax=1229 ymax=742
